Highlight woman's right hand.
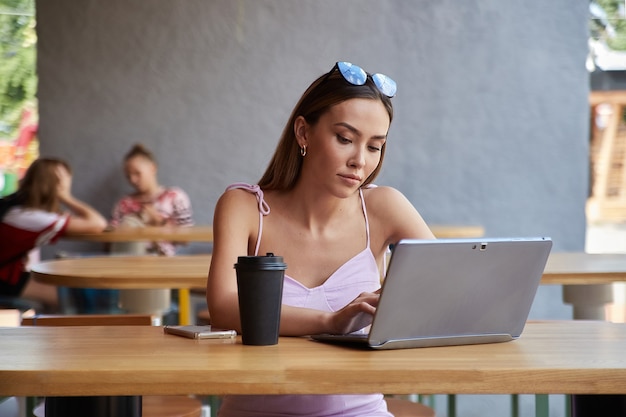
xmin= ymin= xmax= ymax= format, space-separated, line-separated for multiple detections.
xmin=328 ymin=290 xmax=380 ymax=335
xmin=53 ymin=164 xmax=107 ymax=233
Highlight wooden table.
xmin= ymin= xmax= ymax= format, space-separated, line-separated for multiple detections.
xmin=543 ymin=252 xmax=626 ymax=285
xmin=31 ymin=255 xmax=211 ymax=290
xmin=0 ymin=321 xmax=625 ymax=417
xmin=32 ymin=255 xmax=212 ymax=325
xmin=62 ymin=226 xmax=214 ymax=325
xmin=543 ymin=252 xmax=626 ymax=320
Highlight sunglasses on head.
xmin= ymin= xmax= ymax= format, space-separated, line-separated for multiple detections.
xmin=324 ymin=61 xmax=397 ymax=98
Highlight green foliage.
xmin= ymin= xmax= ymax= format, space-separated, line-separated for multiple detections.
xmin=0 ymin=0 xmax=36 ymax=140
xmin=592 ymin=0 xmax=626 ymax=51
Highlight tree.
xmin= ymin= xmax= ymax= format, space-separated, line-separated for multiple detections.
xmin=0 ymin=0 xmax=36 ymax=140
xmin=591 ymin=0 xmax=626 ymax=51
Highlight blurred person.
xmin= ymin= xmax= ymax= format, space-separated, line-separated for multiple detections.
xmin=0 ymin=158 xmax=107 ymax=311
xmin=111 ymin=143 xmax=193 ymax=256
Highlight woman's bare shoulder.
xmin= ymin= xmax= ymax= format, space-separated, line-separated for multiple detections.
xmin=362 ymin=185 xmax=434 ymax=240
xmin=216 ymin=187 xmax=260 ymax=213
xmin=362 ymin=186 xmax=410 ymax=211
xmin=212 ymin=187 xmax=265 ymax=241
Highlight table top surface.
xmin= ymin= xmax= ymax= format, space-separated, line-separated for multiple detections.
xmin=542 ymin=252 xmax=626 ymax=284
xmin=31 ymin=251 xmax=626 ymax=290
xmin=32 ymin=255 xmax=212 ymax=289
xmin=63 ymin=225 xmax=214 ymax=242
xmin=1 ymin=321 xmax=625 ymax=397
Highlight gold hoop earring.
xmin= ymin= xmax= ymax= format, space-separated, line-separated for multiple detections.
xmin=300 ymin=145 xmax=307 ymax=157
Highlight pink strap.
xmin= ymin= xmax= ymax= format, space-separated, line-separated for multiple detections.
xmin=225 ymin=183 xmax=270 ymax=256
xmin=358 ymin=188 xmax=371 ymax=249
xmin=361 ymin=184 xmax=388 ymax=276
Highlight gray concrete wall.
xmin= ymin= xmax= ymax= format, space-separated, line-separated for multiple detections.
xmin=35 ymin=2 xmax=589 ymax=414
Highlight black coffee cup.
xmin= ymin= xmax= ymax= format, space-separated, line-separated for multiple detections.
xmin=234 ymin=253 xmax=287 ymax=345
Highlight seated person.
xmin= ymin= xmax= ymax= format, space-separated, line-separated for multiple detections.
xmin=0 ymin=158 xmax=107 ymax=311
xmin=111 ymin=143 xmax=193 ymax=256
xmin=207 ymin=62 xmax=434 ymax=416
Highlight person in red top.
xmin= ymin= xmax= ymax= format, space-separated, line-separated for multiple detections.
xmin=0 ymin=158 xmax=107 ymax=311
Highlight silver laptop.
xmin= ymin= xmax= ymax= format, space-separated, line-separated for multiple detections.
xmin=311 ymin=237 xmax=552 ymax=350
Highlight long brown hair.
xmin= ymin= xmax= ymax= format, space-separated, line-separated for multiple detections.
xmin=18 ymin=158 xmax=72 ymax=213
xmin=258 ymin=65 xmax=394 ymax=191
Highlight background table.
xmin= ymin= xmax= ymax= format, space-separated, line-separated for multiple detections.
xmin=543 ymin=252 xmax=626 ymax=319
xmin=31 ymin=255 xmax=211 ymax=289
xmin=32 ymin=255 xmax=211 ymax=325
xmin=63 ymin=225 xmax=214 ymax=324
xmin=543 ymin=253 xmax=626 ymax=284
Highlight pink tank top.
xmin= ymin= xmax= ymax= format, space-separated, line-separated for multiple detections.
xmin=218 ymin=183 xmax=391 ymax=417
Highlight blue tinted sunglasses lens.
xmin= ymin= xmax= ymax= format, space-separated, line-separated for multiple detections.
xmin=371 ymin=73 xmax=397 ymax=98
xmin=334 ymin=61 xmax=396 ymax=97
xmin=337 ymin=62 xmax=367 ymax=86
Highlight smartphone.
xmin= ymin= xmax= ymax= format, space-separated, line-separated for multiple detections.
xmin=163 ymin=325 xmax=237 ymax=339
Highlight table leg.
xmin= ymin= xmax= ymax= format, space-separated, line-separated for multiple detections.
xmin=447 ymin=394 xmax=456 ymax=417
xmin=511 ymin=394 xmax=519 ymax=417
xmin=179 ymin=289 xmax=191 ymax=325
xmin=209 ymin=396 xmax=221 ymax=417
xmin=571 ymin=394 xmax=626 ymax=416
xmin=111 ymin=241 xmax=172 ymax=325
xmin=562 ymin=284 xmax=613 ymax=320
xmin=535 ymin=394 xmax=548 ymax=417
xmin=566 ymin=395 xmax=571 ymax=417
xmin=45 ymin=396 xmax=141 ymax=417
xmin=119 ymin=289 xmax=170 ymax=325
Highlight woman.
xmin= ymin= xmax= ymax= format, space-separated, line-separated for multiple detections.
xmin=207 ymin=62 xmax=435 ymax=416
xmin=0 ymin=158 xmax=107 ymax=311
xmin=111 ymin=143 xmax=193 ymax=256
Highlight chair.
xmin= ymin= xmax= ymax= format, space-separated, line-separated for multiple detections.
xmin=21 ymin=313 xmax=158 ymax=326
xmin=22 ymin=313 xmax=203 ymax=417
xmin=0 ymin=295 xmax=43 ymax=313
